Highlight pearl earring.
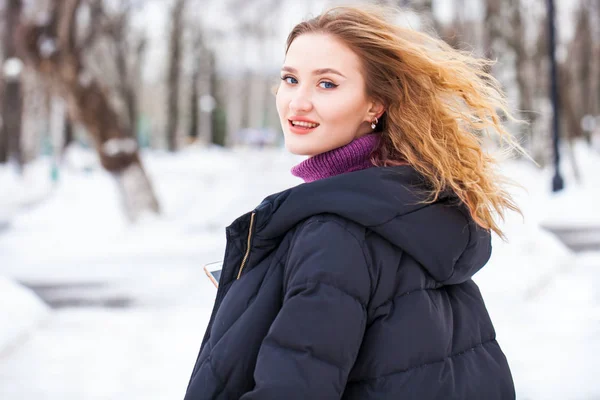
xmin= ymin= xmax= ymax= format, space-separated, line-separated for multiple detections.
xmin=371 ymin=117 xmax=378 ymax=130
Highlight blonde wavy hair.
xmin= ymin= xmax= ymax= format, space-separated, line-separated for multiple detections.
xmin=286 ymin=4 xmax=526 ymax=239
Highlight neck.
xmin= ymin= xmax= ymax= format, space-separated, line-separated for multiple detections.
xmin=291 ymin=134 xmax=379 ymax=183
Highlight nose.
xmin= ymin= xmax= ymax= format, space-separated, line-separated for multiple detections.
xmin=289 ymin=88 xmax=313 ymax=114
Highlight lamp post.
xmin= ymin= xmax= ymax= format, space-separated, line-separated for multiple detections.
xmin=547 ymin=0 xmax=564 ymax=192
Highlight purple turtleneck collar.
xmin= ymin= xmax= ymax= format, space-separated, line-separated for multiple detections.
xmin=291 ymin=134 xmax=379 ymax=183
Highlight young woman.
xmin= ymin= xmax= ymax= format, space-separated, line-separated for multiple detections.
xmin=185 ymin=5 xmax=520 ymax=399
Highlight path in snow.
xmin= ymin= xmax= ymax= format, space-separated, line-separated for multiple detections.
xmin=0 ymin=254 xmax=219 ymax=400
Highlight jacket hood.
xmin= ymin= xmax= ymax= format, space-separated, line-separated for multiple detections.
xmin=246 ymin=166 xmax=491 ymax=285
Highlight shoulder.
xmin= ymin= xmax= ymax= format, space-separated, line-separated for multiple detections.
xmin=288 ymin=213 xmax=369 ymax=263
xmin=283 ymin=214 xmax=373 ymax=303
xmin=296 ymin=213 xmax=368 ymax=243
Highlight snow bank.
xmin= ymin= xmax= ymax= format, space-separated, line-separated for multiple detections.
xmin=474 ymin=141 xmax=600 ymax=399
xmin=540 ymin=141 xmax=600 ymax=229
xmin=0 ymin=277 xmax=49 ymax=354
xmin=0 ymin=160 xmax=53 ymax=222
xmin=0 ymin=163 xmax=52 ymax=355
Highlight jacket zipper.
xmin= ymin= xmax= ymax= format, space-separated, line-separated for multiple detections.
xmin=236 ymin=212 xmax=256 ymax=280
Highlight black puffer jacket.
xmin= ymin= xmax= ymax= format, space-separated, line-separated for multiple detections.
xmin=185 ymin=165 xmax=514 ymax=399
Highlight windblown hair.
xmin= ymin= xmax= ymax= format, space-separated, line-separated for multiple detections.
xmin=286 ymin=4 xmax=526 ymax=239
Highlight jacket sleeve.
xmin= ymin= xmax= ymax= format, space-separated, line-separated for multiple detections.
xmin=241 ymin=218 xmax=371 ymax=400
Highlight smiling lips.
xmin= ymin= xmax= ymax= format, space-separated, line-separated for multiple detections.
xmin=288 ymin=118 xmax=320 ymax=134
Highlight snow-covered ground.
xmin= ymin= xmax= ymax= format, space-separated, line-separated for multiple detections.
xmin=0 ymin=277 xmax=49 ymax=356
xmin=0 ymin=142 xmax=598 ymax=399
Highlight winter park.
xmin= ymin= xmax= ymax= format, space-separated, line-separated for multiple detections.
xmin=1 ymin=0 xmax=600 ymax=399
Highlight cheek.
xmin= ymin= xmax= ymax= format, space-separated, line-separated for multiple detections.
xmin=275 ymin=91 xmax=288 ymax=117
xmin=321 ymin=97 xmax=365 ymax=125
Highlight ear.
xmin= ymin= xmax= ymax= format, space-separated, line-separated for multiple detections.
xmin=366 ymin=99 xmax=385 ymax=121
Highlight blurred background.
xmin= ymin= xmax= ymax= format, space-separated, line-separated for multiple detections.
xmin=0 ymin=0 xmax=599 ymax=399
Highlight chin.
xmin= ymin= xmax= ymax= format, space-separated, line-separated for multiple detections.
xmin=285 ymin=142 xmax=319 ymax=157
xmin=284 ymin=130 xmax=353 ymax=157
xmin=284 ymin=136 xmax=321 ymax=157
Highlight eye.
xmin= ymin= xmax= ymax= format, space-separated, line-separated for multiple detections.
xmin=319 ymin=81 xmax=338 ymax=89
xmin=281 ymin=75 xmax=298 ymax=84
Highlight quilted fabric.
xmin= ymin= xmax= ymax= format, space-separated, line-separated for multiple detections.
xmin=184 ymin=165 xmax=514 ymax=400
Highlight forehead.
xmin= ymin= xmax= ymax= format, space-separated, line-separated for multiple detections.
xmin=285 ymin=33 xmax=362 ymax=75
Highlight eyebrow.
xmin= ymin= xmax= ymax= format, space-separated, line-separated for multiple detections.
xmin=281 ymin=66 xmax=346 ymax=78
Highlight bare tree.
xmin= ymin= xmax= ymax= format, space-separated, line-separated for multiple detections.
xmin=483 ymin=0 xmax=539 ymax=154
xmin=63 ymin=113 xmax=73 ymax=150
xmin=188 ymin=26 xmax=207 ymax=143
xmin=106 ymin=4 xmax=147 ymax=139
xmin=18 ymin=0 xmax=159 ymax=220
xmin=208 ymin=49 xmax=227 ymax=146
xmin=188 ymin=31 xmax=201 ymax=142
xmin=401 ymin=0 xmax=440 ymax=34
xmin=552 ymin=0 xmax=597 ymax=181
xmin=223 ymin=0 xmax=281 ymax=145
xmin=166 ymin=0 xmax=186 ymax=152
xmin=76 ymin=1 xmax=147 ymax=140
xmin=0 ymin=0 xmax=24 ymax=166
xmin=483 ymin=0 xmax=503 ymax=59
xmin=592 ymin=0 xmax=600 ymax=124
xmin=509 ymin=0 xmax=536 ymax=139
xmin=569 ymin=0 xmax=597 ymax=143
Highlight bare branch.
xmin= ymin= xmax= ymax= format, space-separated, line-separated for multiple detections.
xmin=57 ymin=0 xmax=82 ymax=61
xmin=78 ymin=0 xmax=105 ymax=51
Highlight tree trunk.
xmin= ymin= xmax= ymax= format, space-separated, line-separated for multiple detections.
xmin=572 ymin=3 xmax=594 ymax=143
xmin=559 ymin=66 xmax=582 ymax=183
xmin=509 ymin=0 xmax=535 ymax=145
xmin=0 ymin=0 xmax=24 ymax=167
xmin=241 ymin=69 xmax=252 ymax=130
xmin=18 ymin=0 xmax=160 ymax=220
xmin=117 ymin=35 xmax=145 ymax=140
xmin=189 ymin=57 xmax=200 ymax=141
xmin=115 ymin=39 xmax=137 ymax=138
xmin=408 ymin=0 xmax=440 ymax=34
xmin=63 ymin=114 xmax=73 ymax=151
xmin=0 ymin=88 xmax=5 ymax=163
xmin=112 ymin=156 xmax=160 ymax=221
xmin=188 ymin=28 xmax=207 ymax=143
xmin=166 ymin=0 xmax=185 ymax=151
xmin=209 ymin=51 xmax=226 ymax=146
xmin=0 ymin=81 xmax=23 ymax=166
xmin=596 ymin=1 xmax=600 ymax=123
xmin=484 ymin=0 xmax=502 ymax=63
xmin=71 ymin=80 xmax=160 ymax=218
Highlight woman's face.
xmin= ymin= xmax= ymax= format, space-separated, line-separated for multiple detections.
xmin=276 ymin=33 xmax=382 ymax=156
